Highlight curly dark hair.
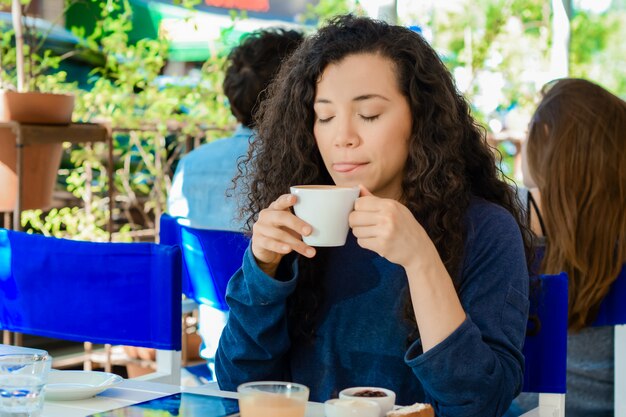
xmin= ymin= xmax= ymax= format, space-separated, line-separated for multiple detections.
xmin=223 ymin=28 xmax=304 ymax=128
xmin=236 ymin=15 xmax=531 ymax=342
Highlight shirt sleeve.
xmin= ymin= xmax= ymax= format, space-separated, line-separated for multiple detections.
xmin=405 ymin=206 xmax=530 ymax=417
xmin=215 ymin=246 xmax=299 ymax=392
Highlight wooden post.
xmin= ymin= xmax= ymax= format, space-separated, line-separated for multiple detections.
xmin=361 ymin=0 xmax=398 ymax=24
xmin=550 ymin=0 xmax=572 ymax=78
xmin=11 ymin=0 xmax=25 ymax=93
xmin=12 ymin=124 xmax=23 ymax=231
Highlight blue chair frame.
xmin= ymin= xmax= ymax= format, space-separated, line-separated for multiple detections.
xmin=0 ymin=228 xmax=182 ymax=384
xmin=160 ymin=213 xmax=249 ymax=311
xmin=520 ymin=272 xmax=568 ymax=417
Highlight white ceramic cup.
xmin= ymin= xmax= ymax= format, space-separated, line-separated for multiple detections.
xmin=338 ymin=387 xmax=396 ymax=417
xmin=290 ymin=185 xmax=360 ymax=247
xmin=325 ymin=398 xmax=381 ymax=417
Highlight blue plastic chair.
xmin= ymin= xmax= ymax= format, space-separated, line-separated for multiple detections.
xmin=159 ymin=213 xmax=249 ymax=311
xmin=593 ymin=265 xmax=626 ymax=417
xmin=520 ymin=272 xmax=568 ymax=417
xmin=0 ymin=228 xmax=182 ymax=384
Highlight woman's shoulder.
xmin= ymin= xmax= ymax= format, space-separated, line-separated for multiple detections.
xmin=467 ymin=197 xmax=519 ymax=225
xmin=465 ymin=197 xmax=523 ymax=244
xmin=461 ymin=198 xmax=527 ymax=280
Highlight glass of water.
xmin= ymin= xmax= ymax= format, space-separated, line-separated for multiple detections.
xmin=0 ymin=353 xmax=52 ymax=417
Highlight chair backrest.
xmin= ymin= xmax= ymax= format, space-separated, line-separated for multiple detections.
xmin=521 ymin=272 xmax=568 ymax=416
xmin=531 ymin=245 xmax=626 ymax=416
xmin=592 ymin=264 xmax=626 ymax=327
xmin=0 ymin=228 xmax=182 ymax=384
xmin=593 ymin=264 xmax=626 ymax=417
xmin=160 ymin=213 xmax=249 ymax=311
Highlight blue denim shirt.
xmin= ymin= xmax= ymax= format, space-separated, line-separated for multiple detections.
xmin=168 ymin=126 xmax=253 ymax=231
xmin=216 ymin=198 xmax=530 ymax=416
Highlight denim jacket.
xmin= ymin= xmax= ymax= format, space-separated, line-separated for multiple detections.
xmin=168 ymin=125 xmax=253 ymax=231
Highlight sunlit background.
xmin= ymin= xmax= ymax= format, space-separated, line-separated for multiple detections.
xmin=1 ymin=0 xmax=624 ymax=239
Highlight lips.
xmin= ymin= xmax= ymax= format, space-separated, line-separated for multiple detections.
xmin=333 ymin=162 xmax=367 ymax=173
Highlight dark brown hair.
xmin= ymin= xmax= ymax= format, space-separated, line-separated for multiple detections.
xmin=526 ymin=78 xmax=626 ymax=330
xmin=223 ymin=28 xmax=303 ymax=128
xmin=237 ymin=15 xmax=530 ymax=341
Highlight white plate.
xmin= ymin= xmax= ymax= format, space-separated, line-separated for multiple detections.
xmin=45 ymin=370 xmax=123 ymax=401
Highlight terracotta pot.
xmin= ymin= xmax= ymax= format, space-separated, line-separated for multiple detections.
xmin=0 ymin=128 xmax=63 ymax=211
xmin=0 ymin=91 xmax=74 ymax=124
xmin=0 ymin=91 xmax=73 ymax=211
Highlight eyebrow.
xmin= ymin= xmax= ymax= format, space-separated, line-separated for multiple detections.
xmin=314 ymin=94 xmax=390 ymax=104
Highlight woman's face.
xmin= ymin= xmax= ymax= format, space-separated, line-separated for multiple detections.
xmin=313 ymin=53 xmax=412 ymax=200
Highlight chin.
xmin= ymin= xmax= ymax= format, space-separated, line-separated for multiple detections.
xmin=336 ymin=181 xmax=361 ymax=189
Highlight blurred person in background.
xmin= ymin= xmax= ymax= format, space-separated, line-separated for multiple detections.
xmin=512 ymin=78 xmax=626 ymax=417
xmin=166 ymin=28 xmax=303 ymax=379
xmin=168 ymin=28 xmax=304 ymax=230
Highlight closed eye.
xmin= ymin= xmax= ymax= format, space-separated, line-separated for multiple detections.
xmin=317 ymin=116 xmax=334 ymax=123
xmin=361 ymin=114 xmax=380 ymax=122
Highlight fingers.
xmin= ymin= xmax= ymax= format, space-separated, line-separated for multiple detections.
xmin=353 ymin=189 xmax=399 ymax=212
xmin=349 ymin=209 xmax=377 ymax=229
xmin=252 ymin=194 xmax=317 ymax=263
xmin=259 ymin=195 xmax=313 ymax=237
xmin=358 ymin=184 xmax=374 ymax=197
xmin=268 ymin=193 xmax=297 ymax=211
xmin=349 ymin=196 xmax=402 ymax=248
xmin=350 ymin=225 xmax=379 ymax=240
xmin=353 ymin=236 xmax=381 ymax=255
xmin=253 ymin=219 xmax=315 ymax=258
xmin=351 ymin=214 xmax=394 ymax=241
xmin=350 ymin=192 xmax=386 ymax=231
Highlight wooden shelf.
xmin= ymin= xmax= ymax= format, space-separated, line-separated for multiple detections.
xmin=0 ymin=122 xmax=109 ymax=145
xmin=0 ymin=121 xmax=113 ymax=233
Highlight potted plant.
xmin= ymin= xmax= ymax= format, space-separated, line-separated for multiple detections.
xmin=0 ymin=0 xmax=76 ymax=212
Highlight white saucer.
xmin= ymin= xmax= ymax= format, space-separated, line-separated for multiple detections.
xmin=45 ymin=370 xmax=124 ymax=401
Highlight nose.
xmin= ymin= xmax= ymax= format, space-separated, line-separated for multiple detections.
xmin=333 ymin=117 xmax=360 ymax=148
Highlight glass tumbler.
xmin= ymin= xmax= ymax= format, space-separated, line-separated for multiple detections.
xmin=0 ymin=353 xmax=52 ymax=417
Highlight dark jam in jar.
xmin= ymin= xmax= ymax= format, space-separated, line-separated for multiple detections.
xmin=353 ymin=389 xmax=387 ymax=398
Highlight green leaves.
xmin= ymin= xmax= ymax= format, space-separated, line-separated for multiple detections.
xmin=22 ymin=0 xmax=625 ymax=239
xmin=21 ymin=0 xmax=234 ymax=241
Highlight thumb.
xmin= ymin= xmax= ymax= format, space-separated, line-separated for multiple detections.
xmin=358 ymin=184 xmax=374 ymax=197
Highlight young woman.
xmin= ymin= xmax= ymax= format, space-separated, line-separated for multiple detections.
xmin=216 ymin=15 xmax=531 ymax=416
xmin=518 ymin=78 xmax=626 ymax=416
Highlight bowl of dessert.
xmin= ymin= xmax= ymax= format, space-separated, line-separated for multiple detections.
xmin=338 ymin=387 xmax=395 ymax=417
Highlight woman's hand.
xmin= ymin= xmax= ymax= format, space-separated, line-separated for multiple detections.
xmin=251 ymin=194 xmax=316 ymax=277
xmin=351 ymin=186 xmax=465 ymax=351
xmin=349 ymin=186 xmax=436 ymax=269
